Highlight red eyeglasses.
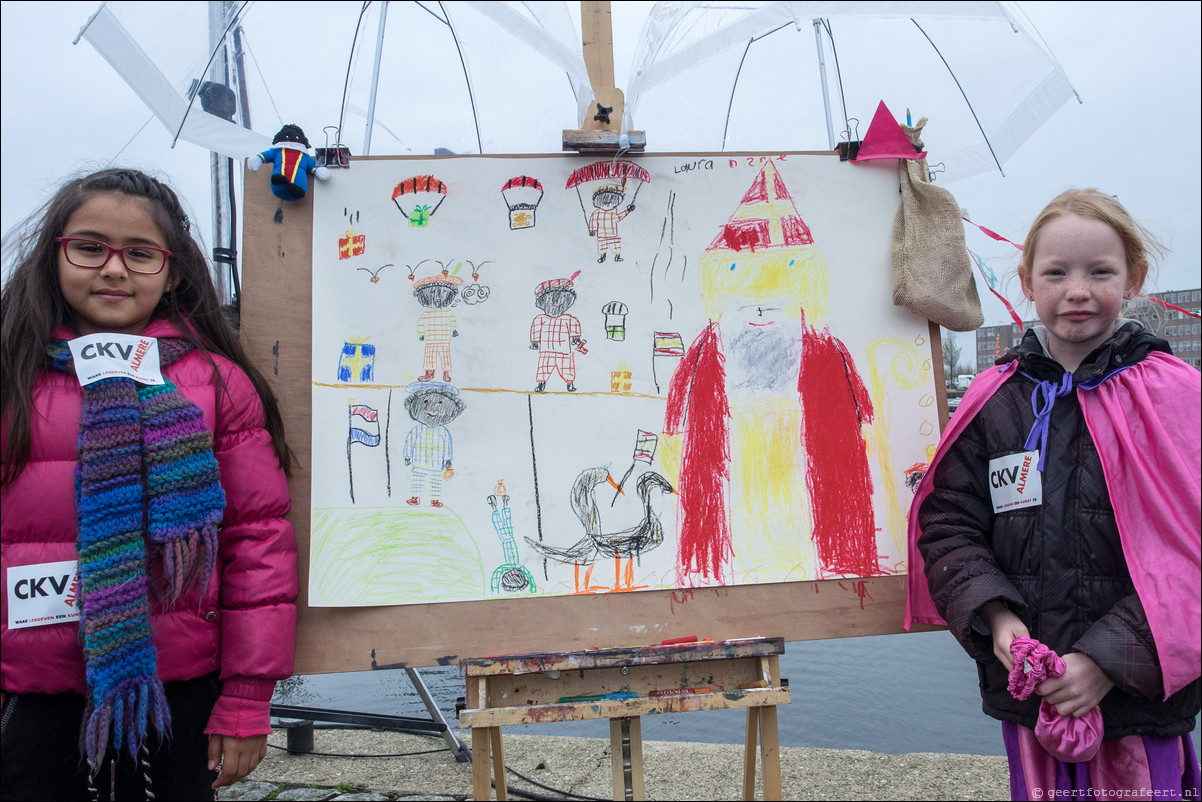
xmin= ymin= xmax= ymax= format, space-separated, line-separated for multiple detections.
xmin=56 ymin=237 xmax=172 ymax=275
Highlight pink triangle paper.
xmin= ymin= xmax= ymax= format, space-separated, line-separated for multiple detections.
xmin=853 ymin=101 xmax=926 ymax=161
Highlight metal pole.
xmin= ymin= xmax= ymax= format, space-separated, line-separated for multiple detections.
xmin=363 ymin=1 xmax=390 ymax=156
xmin=232 ymin=23 xmax=252 ymax=130
xmin=405 ymin=667 xmax=469 ymax=761
xmin=812 ymin=19 xmax=835 ymax=151
xmin=208 ymin=0 xmax=234 ymax=306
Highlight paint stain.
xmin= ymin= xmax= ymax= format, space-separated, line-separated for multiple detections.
xmin=668 ymin=589 xmax=693 ymax=615
xmin=274 ymin=208 xmax=284 ymax=224
xmin=851 ymin=580 xmax=873 ymax=611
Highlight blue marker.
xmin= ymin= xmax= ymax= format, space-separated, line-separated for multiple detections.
xmin=558 ymin=692 xmax=637 ymax=703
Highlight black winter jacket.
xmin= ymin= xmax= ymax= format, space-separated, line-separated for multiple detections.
xmin=917 ymin=321 xmax=1200 ymax=738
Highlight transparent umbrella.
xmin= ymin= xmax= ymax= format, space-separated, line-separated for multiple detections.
xmin=622 ymin=1 xmax=1080 ymax=182
xmin=74 ymin=0 xmax=594 ymax=159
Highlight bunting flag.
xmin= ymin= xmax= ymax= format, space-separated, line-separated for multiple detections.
xmin=1137 ymin=294 xmax=1202 ymax=319
xmin=969 ymin=249 xmax=1024 ymax=329
xmin=852 ymin=101 xmax=926 ymax=162
xmin=963 ymin=214 xmax=1023 ymax=250
xmin=962 ymin=213 xmax=1025 ymax=328
xmin=966 ymin=210 xmax=1200 ymax=323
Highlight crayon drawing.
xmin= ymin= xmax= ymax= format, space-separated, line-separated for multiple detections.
xmin=529 ymin=273 xmax=586 ymax=393
xmin=501 ymin=176 xmax=544 ymax=230
xmin=308 ymin=153 xmax=941 ymax=607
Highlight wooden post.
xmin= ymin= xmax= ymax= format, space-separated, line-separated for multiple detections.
xmin=564 ymin=1 xmax=646 ymax=152
xmin=610 ymin=716 xmax=645 ymax=800
xmin=581 ymin=1 xmax=624 ymax=132
xmin=742 ymin=707 xmax=760 ymax=799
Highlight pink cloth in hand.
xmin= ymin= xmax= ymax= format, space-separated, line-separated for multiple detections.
xmin=1008 ymin=637 xmax=1065 ymax=701
xmin=1036 ymin=697 xmax=1104 ymax=763
xmin=1008 ymin=637 xmax=1103 ymax=763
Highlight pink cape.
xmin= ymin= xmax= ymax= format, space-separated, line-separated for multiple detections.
xmin=905 ymin=353 xmax=1201 ymax=699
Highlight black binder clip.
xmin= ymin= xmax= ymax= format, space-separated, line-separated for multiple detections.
xmin=316 ymin=125 xmax=352 ymax=169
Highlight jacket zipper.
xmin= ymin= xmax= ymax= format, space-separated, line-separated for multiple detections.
xmin=0 ymin=693 xmax=16 ymax=738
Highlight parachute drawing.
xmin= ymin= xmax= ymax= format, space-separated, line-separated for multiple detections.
xmin=500 ymin=176 xmax=544 ymax=230
xmin=392 ymin=175 xmax=448 ymax=228
xmin=565 ymin=159 xmax=650 ymax=222
xmin=566 ymin=160 xmax=651 ymax=263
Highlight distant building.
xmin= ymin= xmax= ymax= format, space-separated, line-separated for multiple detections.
xmin=974 ymin=321 xmax=1027 ymax=372
xmin=1123 ymin=288 xmax=1201 ymax=369
xmin=972 ymin=288 xmax=1201 ymax=372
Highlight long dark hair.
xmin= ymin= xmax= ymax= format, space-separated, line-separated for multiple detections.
xmin=1 ymin=168 xmax=292 ymax=484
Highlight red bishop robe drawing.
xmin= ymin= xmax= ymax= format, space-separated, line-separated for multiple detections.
xmin=664 ymin=161 xmax=885 ymax=587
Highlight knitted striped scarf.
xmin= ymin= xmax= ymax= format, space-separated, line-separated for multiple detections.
xmin=47 ymin=338 xmax=226 ymax=771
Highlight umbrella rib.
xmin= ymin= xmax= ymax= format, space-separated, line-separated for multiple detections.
xmin=415 ymin=1 xmax=448 ymax=24
xmin=241 ymin=31 xmax=283 ymax=127
xmin=910 ymin=19 xmax=1004 ymax=176
xmin=172 ymin=0 xmax=252 ymax=149
xmin=438 ymin=1 xmax=484 ymax=154
xmin=818 ymin=19 xmax=852 ymax=144
xmin=722 ymin=23 xmax=792 ymax=152
xmin=108 ymin=115 xmax=157 ymax=167
xmin=336 ymin=2 xmax=373 ymax=147
xmin=722 ymin=38 xmax=754 ymax=152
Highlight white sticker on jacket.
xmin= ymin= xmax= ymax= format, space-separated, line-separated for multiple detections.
xmin=67 ymin=333 xmax=164 ymax=387
xmin=988 ymin=451 xmax=1043 ymax=513
xmin=6 ymin=560 xmax=80 ymax=629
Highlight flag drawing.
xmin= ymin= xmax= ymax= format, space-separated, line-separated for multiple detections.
xmin=633 ymin=430 xmax=658 ymax=463
xmin=652 ymin=331 xmax=686 ymax=393
xmin=349 ymin=404 xmax=380 ymax=446
xmin=347 ymin=397 xmax=391 ymax=503
xmin=612 ymin=429 xmax=661 ymax=505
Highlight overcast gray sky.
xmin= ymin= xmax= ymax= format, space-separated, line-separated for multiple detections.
xmin=2 ymin=1 xmax=1199 ymax=334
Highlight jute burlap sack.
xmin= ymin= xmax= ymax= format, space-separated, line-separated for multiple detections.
xmin=890 ymin=119 xmax=983 ymax=332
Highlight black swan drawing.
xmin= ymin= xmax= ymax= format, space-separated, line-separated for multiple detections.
xmin=526 ymin=467 xmax=675 ymax=591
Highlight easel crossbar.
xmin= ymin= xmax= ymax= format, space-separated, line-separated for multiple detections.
xmin=459 ymin=687 xmax=790 ymax=727
xmin=460 ymin=637 xmax=784 ymax=676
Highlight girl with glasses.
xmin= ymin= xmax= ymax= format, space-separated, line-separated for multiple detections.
xmin=1 ymin=168 xmax=297 ymax=799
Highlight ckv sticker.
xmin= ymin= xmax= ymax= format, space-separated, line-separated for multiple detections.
xmin=67 ymin=333 xmax=164 ymax=387
xmin=989 ymin=451 xmax=1042 ymax=513
xmin=7 ymin=560 xmax=80 ymax=629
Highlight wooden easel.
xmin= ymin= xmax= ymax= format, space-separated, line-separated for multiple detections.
xmin=459 ymin=637 xmax=790 ymax=801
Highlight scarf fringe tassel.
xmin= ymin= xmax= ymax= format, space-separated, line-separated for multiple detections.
xmin=82 ymin=681 xmax=172 ymax=772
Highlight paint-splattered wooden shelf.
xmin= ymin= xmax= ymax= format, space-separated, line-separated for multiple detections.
xmin=459 ymin=686 xmax=790 ymax=728
xmin=459 ymin=636 xmax=784 ymax=677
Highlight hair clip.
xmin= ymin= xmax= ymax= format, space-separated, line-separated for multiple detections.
xmin=180 ymin=215 xmax=191 ymax=232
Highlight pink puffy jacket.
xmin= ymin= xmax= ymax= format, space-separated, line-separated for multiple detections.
xmin=1 ymin=319 xmax=298 ymax=736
